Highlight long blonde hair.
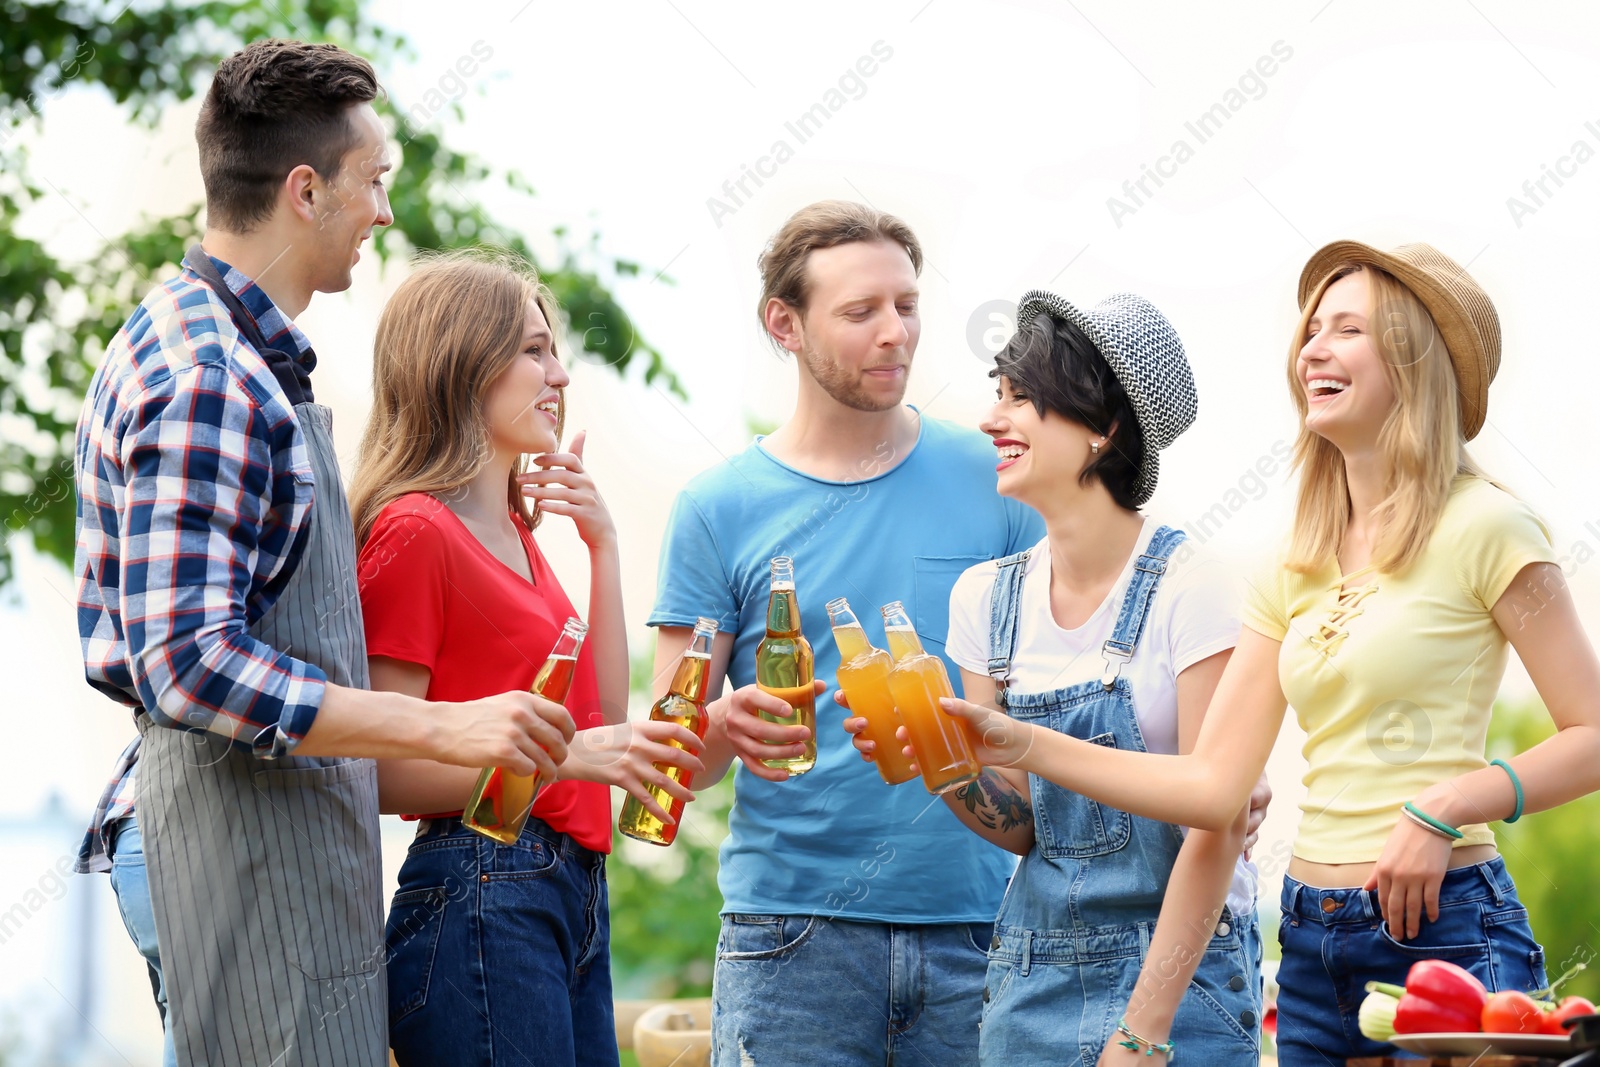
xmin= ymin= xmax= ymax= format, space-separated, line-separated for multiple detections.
xmin=1285 ymin=262 xmax=1490 ymax=575
xmin=350 ymin=248 xmax=565 ymax=546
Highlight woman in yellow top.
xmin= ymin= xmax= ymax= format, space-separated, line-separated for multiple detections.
xmin=938 ymin=241 xmax=1600 ymax=1063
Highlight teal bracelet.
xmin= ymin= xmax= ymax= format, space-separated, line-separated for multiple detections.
xmin=1115 ymin=1017 xmax=1175 ymax=1058
xmin=1491 ymin=758 xmax=1525 ymax=823
xmin=1404 ymin=801 xmax=1464 ymax=840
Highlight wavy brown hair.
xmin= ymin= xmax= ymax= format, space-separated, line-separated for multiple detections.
xmin=1285 ymin=262 xmax=1490 ymax=575
xmin=350 ymin=249 xmax=564 ymax=546
xmin=756 ymin=199 xmax=922 ymax=339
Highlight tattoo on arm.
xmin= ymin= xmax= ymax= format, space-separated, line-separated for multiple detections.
xmin=955 ymin=770 xmax=1034 ymax=833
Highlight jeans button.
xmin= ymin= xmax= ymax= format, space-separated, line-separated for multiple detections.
xmin=991 ymin=935 xmax=1001 ymax=950
xmin=1240 ymin=1009 xmax=1257 ymax=1029
xmin=1228 ymin=975 xmax=1246 ymax=992
xmin=1321 ymin=897 xmax=1339 ymax=913
xmin=1215 ymin=921 xmax=1230 ymax=937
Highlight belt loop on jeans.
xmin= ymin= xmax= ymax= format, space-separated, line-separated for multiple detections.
xmin=1020 ymin=930 xmax=1033 ymax=977
xmin=1284 ymin=878 xmax=1303 ymax=918
xmin=1481 ymin=861 xmax=1506 ymax=905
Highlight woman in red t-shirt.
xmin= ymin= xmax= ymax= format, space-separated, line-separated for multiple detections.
xmin=349 ymin=251 xmax=704 ymax=1067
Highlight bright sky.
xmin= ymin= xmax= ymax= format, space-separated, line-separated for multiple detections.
xmin=7 ymin=2 xmax=1600 ymax=991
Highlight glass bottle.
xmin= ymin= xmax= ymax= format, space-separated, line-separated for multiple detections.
xmin=619 ymin=616 xmax=719 ymax=845
xmin=881 ymin=602 xmax=981 ymax=794
xmin=462 ymin=617 xmax=587 ymax=844
xmin=827 ymin=597 xmax=917 ymax=785
xmin=754 ymin=556 xmax=816 ymax=774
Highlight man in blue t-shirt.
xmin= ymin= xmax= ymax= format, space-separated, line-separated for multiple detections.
xmin=648 ymin=200 xmax=1044 ymax=1065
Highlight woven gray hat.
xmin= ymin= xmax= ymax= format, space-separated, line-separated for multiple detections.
xmin=1014 ymin=289 xmax=1197 ymax=508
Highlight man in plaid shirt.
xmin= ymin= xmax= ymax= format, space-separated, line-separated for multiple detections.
xmin=75 ymin=39 xmax=574 ymax=1066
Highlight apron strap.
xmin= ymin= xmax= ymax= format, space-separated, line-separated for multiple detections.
xmin=985 ymin=549 xmax=1032 ymax=707
xmin=185 ymin=245 xmax=315 ymax=407
xmin=1100 ymin=524 xmax=1188 ymax=689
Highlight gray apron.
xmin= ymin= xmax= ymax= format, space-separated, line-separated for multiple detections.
xmin=138 ymin=249 xmax=386 ymax=1066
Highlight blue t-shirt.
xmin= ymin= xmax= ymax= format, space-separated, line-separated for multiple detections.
xmin=648 ymin=412 xmax=1044 ymax=922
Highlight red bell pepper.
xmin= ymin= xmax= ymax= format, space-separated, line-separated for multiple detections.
xmin=1382 ymin=960 xmax=1488 ymax=1034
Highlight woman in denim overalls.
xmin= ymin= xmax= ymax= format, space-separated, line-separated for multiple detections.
xmin=848 ymin=290 xmax=1262 ymax=1064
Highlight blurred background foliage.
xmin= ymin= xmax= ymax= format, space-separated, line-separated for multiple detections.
xmin=1491 ymin=696 xmax=1600 ymax=1004
xmin=0 ymin=0 xmax=682 ymax=587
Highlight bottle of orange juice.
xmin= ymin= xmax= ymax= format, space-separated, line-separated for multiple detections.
xmin=463 ymin=617 xmax=587 ymax=843
xmin=827 ymin=597 xmax=917 ymax=786
xmin=881 ymin=602 xmax=981 ymax=795
xmin=755 ymin=557 xmax=816 ymax=774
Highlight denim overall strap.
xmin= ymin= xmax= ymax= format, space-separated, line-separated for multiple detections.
xmin=1099 ymin=525 xmax=1188 ymax=688
xmin=986 ymin=549 xmax=1032 ymax=708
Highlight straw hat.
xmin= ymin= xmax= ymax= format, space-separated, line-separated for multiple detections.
xmin=1014 ymin=290 xmax=1196 ymax=508
xmin=1297 ymin=241 xmax=1501 ymax=440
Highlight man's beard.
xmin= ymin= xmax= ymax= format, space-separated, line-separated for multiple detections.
xmin=799 ymin=341 xmax=908 ymax=413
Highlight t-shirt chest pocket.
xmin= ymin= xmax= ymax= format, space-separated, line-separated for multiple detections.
xmin=912 ymin=554 xmax=989 ymax=650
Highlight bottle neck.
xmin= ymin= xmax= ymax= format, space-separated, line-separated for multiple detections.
xmin=766 ymin=586 xmax=800 ymax=637
xmin=833 ymin=623 xmax=873 ymax=663
xmin=669 ymin=651 xmax=712 ymax=703
xmin=882 ymin=612 xmax=924 ymax=660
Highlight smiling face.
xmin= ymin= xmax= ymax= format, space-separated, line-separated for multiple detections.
xmin=786 ymin=240 xmax=920 ymax=412
xmin=307 ymin=103 xmax=394 ymax=295
xmin=981 ymin=375 xmax=1108 ymax=508
xmin=483 ymin=298 xmax=568 ymax=457
xmin=1298 ymin=268 xmax=1396 ymax=451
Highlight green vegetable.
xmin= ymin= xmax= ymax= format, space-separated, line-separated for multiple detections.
xmin=1360 ymin=983 xmax=1402 ymax=1041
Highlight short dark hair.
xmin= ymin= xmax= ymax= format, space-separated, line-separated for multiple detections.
xmin=993 ymin=313 xmax=1145 ymax=510
xmin=196 ymin=39 xmax=380 ymax=232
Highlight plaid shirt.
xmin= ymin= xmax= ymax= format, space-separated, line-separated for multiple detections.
xmin=74 ymin=252 xmax=326 ymax=873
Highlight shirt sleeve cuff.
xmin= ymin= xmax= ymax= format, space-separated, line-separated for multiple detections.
xmin=249 ymin=666 xmax=328 ymax=759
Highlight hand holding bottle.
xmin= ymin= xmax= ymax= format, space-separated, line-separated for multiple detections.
xmin=934 ymin=696 xmax=1036 ymax=769
xmin=433 ymin=690 xmax=576 ymax=779
xmin=562 ymin=721 xmax=706 ymax=824
xmin=720 ymin=682 xmax=823 ymax=782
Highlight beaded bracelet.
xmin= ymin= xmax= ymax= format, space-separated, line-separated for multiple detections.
xmin=1490 ymin=758 xmax=1524 ymax=823
xmin=1115 ymin=1017 xmax=1176 ymax=1058
xmin=1403 ymin=801 xmax=1464 ymax=840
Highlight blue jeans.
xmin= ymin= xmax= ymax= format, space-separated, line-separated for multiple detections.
xmin=712 ymin=915 xmax=990 ymax=1065
xmin=107 ymin=817 xmax=178 ymax=1067
xmin=386 ymin=817 xmax=616 ymax=1067
xmin=1276 ymin=857 xmax=1546 ymax=1065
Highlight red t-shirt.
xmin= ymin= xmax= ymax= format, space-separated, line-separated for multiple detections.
xmin=357 ymin=492 xmax=611 ymax=853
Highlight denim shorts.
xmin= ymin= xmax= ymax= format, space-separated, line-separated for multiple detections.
xmin=712 ymin=914 xmax=992 ymax=1066
xmin=1275 ymin=857 xmax=1546 ymax=1065
xmin=385 ymin=816 xmax=615 ymax=1067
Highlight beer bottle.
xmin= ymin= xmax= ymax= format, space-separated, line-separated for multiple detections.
xmin=754 ymin=556 xmax=816 ymax=774
xmin=881 ymin=602 xmax=981 ymax=794
xmin=827 ymin=597 xmax=917 ymax=786
xmin=463 ymin=617 xmax=588 ymax=844
xmin=619 ymin=615 xmax=719 ymax=846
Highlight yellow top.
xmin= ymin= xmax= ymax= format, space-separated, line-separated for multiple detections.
xmin=1241 ymin=476 xmax=1555 ymax=863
